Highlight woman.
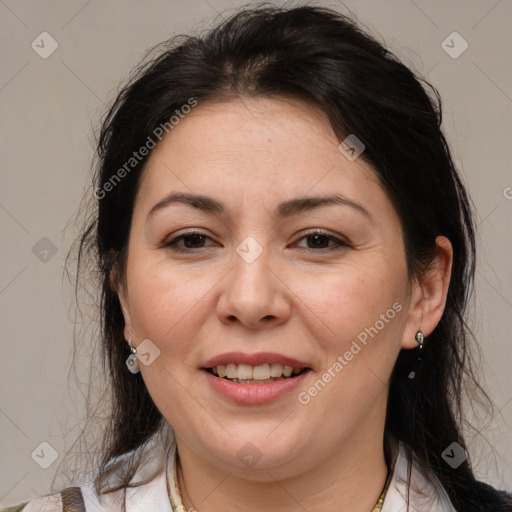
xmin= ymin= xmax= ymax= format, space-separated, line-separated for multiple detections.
xmin=2 ymin=4 xmax=510 ymax=512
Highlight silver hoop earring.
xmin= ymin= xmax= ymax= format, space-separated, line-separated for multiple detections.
xmin=126 ymin=331 xmax=140 ymax=374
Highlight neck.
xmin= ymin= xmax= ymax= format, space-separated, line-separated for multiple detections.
xmin=175 ymin=428 xmax=390 ymax=512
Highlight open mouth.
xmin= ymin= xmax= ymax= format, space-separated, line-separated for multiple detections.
xmin=204 ymin=363 xmax=310 ymax=384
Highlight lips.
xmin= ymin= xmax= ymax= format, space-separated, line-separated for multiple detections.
xmin=202 ymin=366 xmax=311 ymax=405
xmin=200 ymin=352 xmax=312 ymax=404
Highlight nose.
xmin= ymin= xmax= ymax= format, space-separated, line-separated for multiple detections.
xmin=216 ymin=244 xmax=291 ymax=330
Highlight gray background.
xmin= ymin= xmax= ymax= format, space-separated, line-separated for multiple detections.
xmin=1 ymin=0 xmax=511 ymax=506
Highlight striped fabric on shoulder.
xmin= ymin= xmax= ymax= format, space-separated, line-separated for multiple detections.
xmin=61 ymin=487 xmax=86 ymax=512
xmin=0 ymin=486 xmax=86 ymax=512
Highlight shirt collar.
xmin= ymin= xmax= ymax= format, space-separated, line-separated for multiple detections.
xmin=381 ymin=439 xmax=457 ymax=512
xmin=80 ymin=434 xmax=457 ymax=512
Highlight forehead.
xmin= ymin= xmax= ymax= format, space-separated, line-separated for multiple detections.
xmin=136 ymin=96 xmax=383 ymax=215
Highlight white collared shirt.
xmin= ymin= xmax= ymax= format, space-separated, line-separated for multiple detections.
xmin=18 ymin=435 xmax=457 ymax=512
xmin=381 ymin=440 xmax=456 ymax=512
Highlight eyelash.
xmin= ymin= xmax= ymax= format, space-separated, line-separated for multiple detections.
xmin=161 ymin=229 xmax=349 ymax=253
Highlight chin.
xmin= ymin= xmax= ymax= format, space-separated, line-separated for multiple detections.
xmin=209 ymin=430 xmax=307 ymax=473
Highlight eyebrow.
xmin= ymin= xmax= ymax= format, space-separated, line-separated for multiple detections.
xmin=146 ymin=192 xmax=371 ymax=221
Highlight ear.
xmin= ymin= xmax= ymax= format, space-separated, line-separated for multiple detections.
xmin=110 ymin=264 xmax=133 ymax=340
xmin=401 ymin=236 xmax=453 ymax=349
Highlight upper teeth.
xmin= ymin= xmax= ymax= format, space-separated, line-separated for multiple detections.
xmin=211 ymin=363 xmax=303 ymax=380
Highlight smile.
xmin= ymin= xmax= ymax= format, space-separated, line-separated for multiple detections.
xmin=206 ymin=363 xmax=307 ymax=383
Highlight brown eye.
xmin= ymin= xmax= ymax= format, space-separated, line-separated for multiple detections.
xmin=180 ymin=233 xmax=207 ymax=249
xmin=162 ymin=232 xmax=215 ymax=252
xmin=305 ymin=234 xmax=331 ymax=249
xmin=295 ymin=230 xmax=348 ymax=251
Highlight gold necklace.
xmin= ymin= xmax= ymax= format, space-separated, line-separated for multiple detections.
xmin=372 ymin=467 xmax=392 ymax=512
xmin=167 ymin=448 xmax=391 ymax=512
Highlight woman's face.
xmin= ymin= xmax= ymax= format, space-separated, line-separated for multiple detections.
xmin=118 ymin=96 xmax=424 ymax=479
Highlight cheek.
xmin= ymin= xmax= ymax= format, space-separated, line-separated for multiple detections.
xmin=290 ymin=262 xmax=404 ymax=353
xmin=126 ymin=259 xmax=215 ymax=352
xmin=294 ymin=266 xmax=406 ymax=421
